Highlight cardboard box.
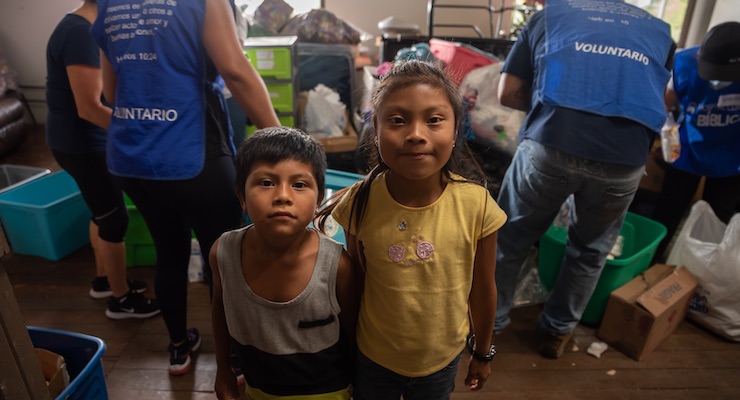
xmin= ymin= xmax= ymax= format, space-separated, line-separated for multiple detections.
xmin=598 ymin=264 xmax=698 ymax=361
xmin=297 ymin=91 xmax=359 ymax=153
xmin=316 ymin=122 xmax=359 ymax=153
xmin=35 ymin=348 xmax=69 ymax=398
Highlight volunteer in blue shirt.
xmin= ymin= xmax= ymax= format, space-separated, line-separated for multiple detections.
xmin=652 ymin=21 xmax=740 ymax=261
xmin=494 ymin=0 xmax=675 ymax=358
xmin=92 ymin=0 xmax=280 ymax=375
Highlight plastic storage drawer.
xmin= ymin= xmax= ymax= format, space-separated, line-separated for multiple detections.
xmin=28 ymin=326 xmax=108 ymax=400
xmin=243 ymin=36 xmax=297 ymax=80
xmin=246 ymin=115 xmax=295 ymax=137
xmin=538 ymin=212 xmax=667 ymax=325
xmin=0 ymin=171 xmax=91 ymax=260
xmin=264 ymin=82 xmax=295 ymax=113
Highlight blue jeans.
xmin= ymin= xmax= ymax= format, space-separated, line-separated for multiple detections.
xmin=353 ymin=350 xmax=461 ymax=400
xmin=495 ymin=139 xmax=644 ymax=334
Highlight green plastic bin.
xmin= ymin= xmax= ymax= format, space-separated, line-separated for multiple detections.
xmin=538 ymin=212 xmax=666 ymax=325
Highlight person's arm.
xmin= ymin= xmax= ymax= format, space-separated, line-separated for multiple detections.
xmin=336 ymin=248 xmax=358 ymax=354
xmin=664 ymin=77 xmax=679 ymax=113
xmin=498 ymin=72 xmax=531 ymax=112
xmin=209 ymin=239 xmax=241 ymax=400
xmin=67 ymin=64 xmax=112 ymax=130
xmin=100 ymin=53 xmax=117 ymax=105
xmin=465 ymin=231 xmax=498 ymax=391
xmin=203 ymin=0 xmax=280 ymax=129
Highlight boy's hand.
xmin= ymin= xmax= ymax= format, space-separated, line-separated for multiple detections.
xmin=465 ymin=358 xmax=491 ymax=391
xmin=214 ymin=369 xmax=241 ymax=399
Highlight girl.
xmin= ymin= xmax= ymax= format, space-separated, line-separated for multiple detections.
xmin=318 ymin=60 xmax=507 ymax=399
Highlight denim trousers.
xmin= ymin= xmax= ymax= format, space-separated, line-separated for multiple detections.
xmin=494 ymin=139 xmax=644 ymax=334
xmin=353 ymin=350 xmax=461 ymax=400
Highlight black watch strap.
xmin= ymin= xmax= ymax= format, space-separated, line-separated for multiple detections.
xmin=468 ymin=333 xmax=496 ymax=362
xmin=471 ymin=345 xmax=496 ymax=362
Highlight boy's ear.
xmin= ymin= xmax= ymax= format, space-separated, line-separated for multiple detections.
xmin=235 ymin=187 xmax=248 ymax=211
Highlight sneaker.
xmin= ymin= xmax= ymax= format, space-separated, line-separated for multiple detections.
xmin=539 ymin=331 xmax=574 ymax=359
xmin=90 ymin=276 xmax=148 ymax=299
xmin=168 ymin=328 xmax=202 ymax=376
xmin=105 ymin=291 xmax=160 ymax=319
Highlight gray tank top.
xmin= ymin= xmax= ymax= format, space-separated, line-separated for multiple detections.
xmin=216 ymin=226 xmax=343 ymax=355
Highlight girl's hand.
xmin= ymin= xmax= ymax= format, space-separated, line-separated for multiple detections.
xmin=464 ymin=357 xmax=491 ymax=391
xmin=214 ymin=368 xmax=241 ymax=400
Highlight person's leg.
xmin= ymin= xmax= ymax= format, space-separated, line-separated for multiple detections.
xmin=352 ymin=350 xmax=408 ymax=400
xmin=159 ymin=155 xmax=242 ymax=298
xmin=495 ymin=140 xmax=575 ymax=332
xmin=651 ymin=165 xmax=701 ymax=261
xmin=702 ymin=175 xmax=740 ymax=224
xmin=403 ymin=353 xmax=461 ymax=400
xmin=539 ymin=159 xmax=644 ymax=335
xmin=52 ymin=150 xmax=148 ymax=300
xmin=118 ymin=177 xmax=192 ymax=341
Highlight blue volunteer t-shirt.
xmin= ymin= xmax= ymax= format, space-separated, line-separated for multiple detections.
xmin=92 ymin=0 xmax=213 ymax=180
xmin=537 ymin=0 xmax=672 ymax=132
xmin=503 ymin=5 xmax=674 ymax=167
xmin=45 ymin=13 xmax=107 ymax=155
xmin=671 ymin=46 xmax=740 ymax=178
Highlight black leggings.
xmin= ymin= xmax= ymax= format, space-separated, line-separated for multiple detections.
xmin=116 ymin=155 xmax=243 ymax=343
xmin=52 ymin=150 xmax=128 ymax=243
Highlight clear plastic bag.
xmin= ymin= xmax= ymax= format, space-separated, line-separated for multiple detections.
xmin=660 ymin=113 xmax=680 ymax=164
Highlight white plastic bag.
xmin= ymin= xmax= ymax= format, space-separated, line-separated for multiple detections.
xmin=304 ymin=84 xmax=347 ymax=137
xmin=459 ymin=63 xmax=526 ymax=156
xmin=667 ymin=200 xmax=740 ymax=341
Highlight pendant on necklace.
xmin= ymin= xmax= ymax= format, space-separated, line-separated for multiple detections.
xmin=398 ymin=221 xmax=407 ymax=231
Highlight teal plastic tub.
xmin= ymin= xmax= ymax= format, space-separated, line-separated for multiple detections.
xmin=320 ymin=169 xmax=365 ymax=247
xmin=0 ymin=164 xmax=50 ymax=194
xmin=0 ymin=171 xmax=91 ymax=260
xmin=538 ymin=212 xmax=667 ymax=325
xmin=28 ymin=326 xmax=108 ymax=400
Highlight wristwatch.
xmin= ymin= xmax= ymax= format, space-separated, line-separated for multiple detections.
xmin=468 ymin=333 xmax=496 ymax=362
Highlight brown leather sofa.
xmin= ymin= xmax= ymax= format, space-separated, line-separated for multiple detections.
xmin=0 ymin=91 xmax=32 ymax=159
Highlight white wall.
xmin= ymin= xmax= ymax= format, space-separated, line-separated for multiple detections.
xmin=706 ymin=0 xmax=740 ymax=40
xmin=0 ymin=0 xmax=79 ymax=123
xmin=326 ymin=0 xmax=517 ymax=52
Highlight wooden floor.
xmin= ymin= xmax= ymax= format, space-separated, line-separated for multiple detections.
xmin=3 ymin=126 xmax=740 ymax=399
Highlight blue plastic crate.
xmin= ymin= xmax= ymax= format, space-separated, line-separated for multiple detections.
xmin=28 ymin=326 xmax=108 ymax=400
xmin=0 ymin=170 xmax=91 ymax=260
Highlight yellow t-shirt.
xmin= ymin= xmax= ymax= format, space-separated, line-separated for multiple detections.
xmin=332 ymin=172 xmax=506 ymax=377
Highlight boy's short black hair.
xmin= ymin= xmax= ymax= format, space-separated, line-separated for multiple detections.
xmin=235 ymin=126 xmax=327 ymax=201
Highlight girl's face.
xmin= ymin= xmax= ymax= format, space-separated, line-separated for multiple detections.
xmin=375 ymin=83 xmax=456 ymax=183
xmin=239 ymin=159 xmax=320 ymax=238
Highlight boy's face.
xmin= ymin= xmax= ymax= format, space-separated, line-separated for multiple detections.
xmin=239 ymin=159 xmax=320 ymax=237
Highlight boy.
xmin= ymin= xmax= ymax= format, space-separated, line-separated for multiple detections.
xmin=210 ymin=127 xmax=356 ymax=399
